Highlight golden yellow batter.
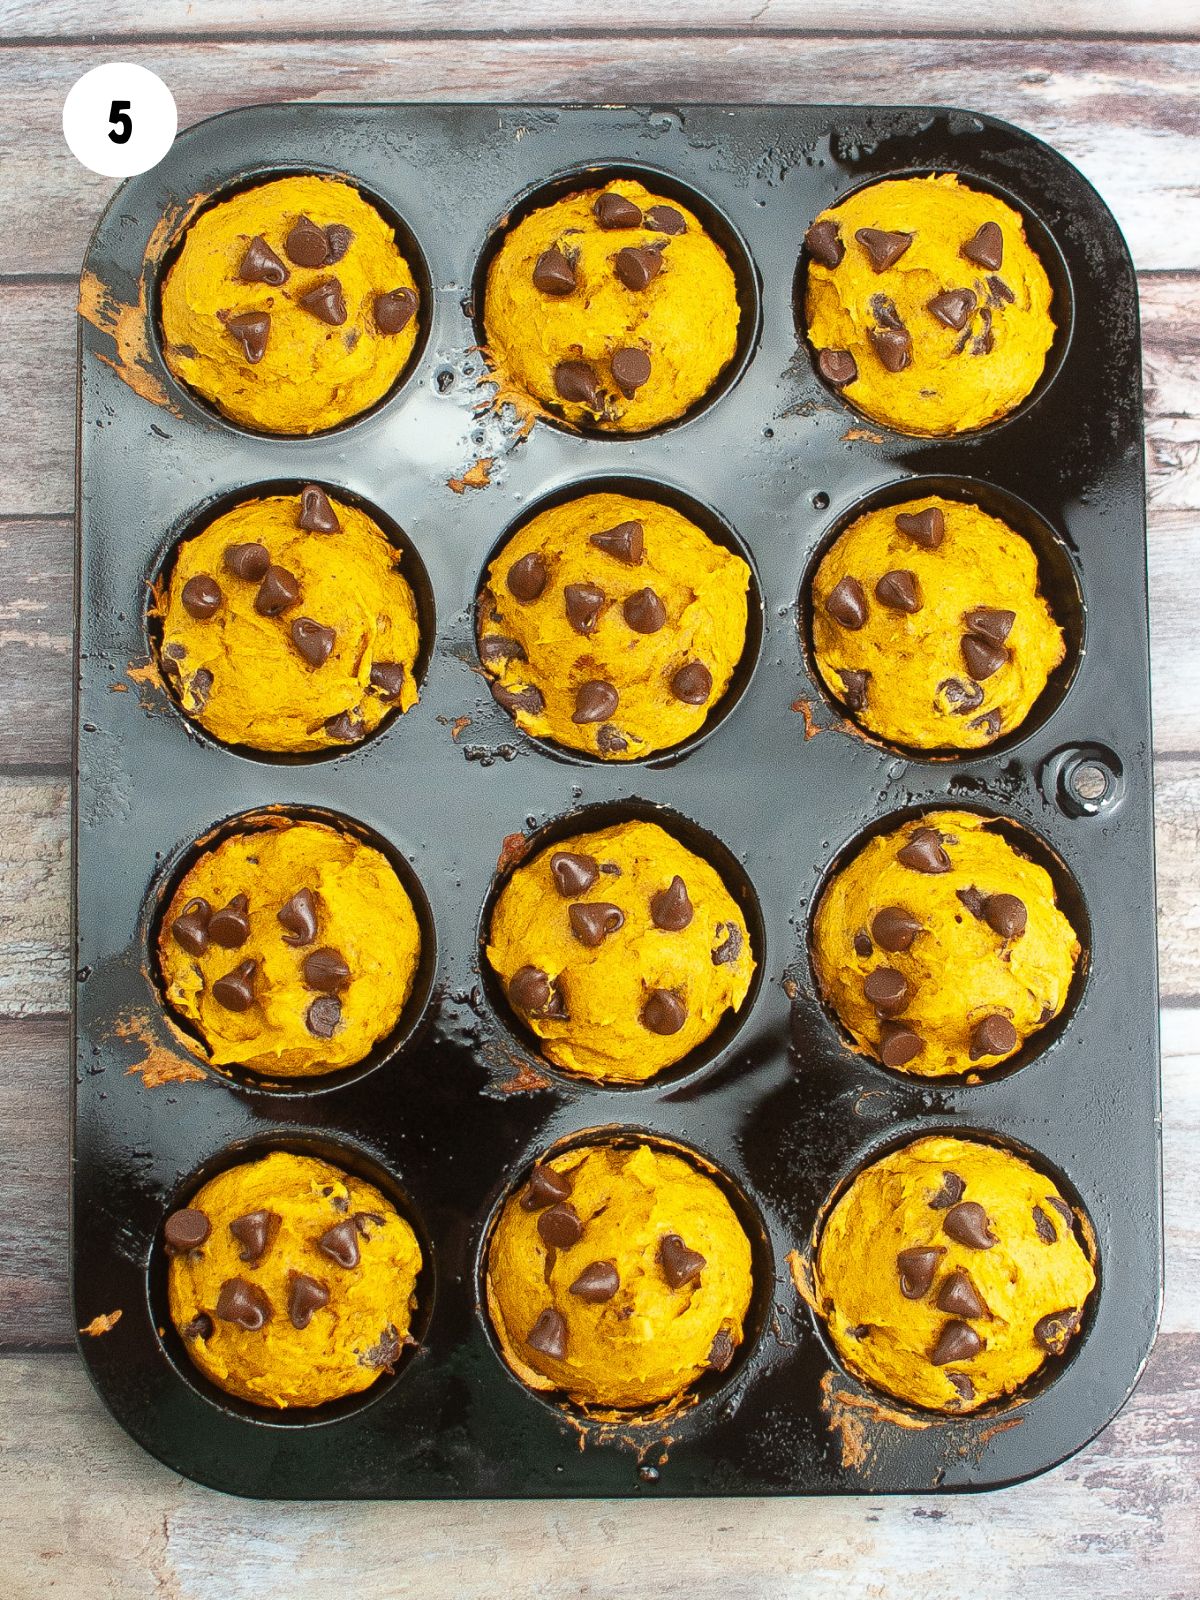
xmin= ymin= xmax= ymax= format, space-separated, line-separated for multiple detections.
xmin=478 ymin=492 xmax=751 ymax=760
xmin=814 ymin=1135 xmax=1096 ymax=1412
xmin=167 ymin=1150 xmax=423 ymax=1409
xmin=158 ymin=817 xmax=422 ymax=1079
xmin=811 ymin=494 xmax=1064 ymax=750
xmin=812 ymin=810 xmax=1079 ymax=1077
xmin=160 ymin=175 xmax=421 ymax=434
xmin=805 ymin=174 xmax=1054 ymax=435
xmin=487 ymin=819 xmax=755 ymax=1082
xmin=486 ymin=1140 xmax=754 ymax=1411
xmin=483 ymin=179 xmax=740 ymax=433
xmin=156 ymin=488 xmax=421 ymax=754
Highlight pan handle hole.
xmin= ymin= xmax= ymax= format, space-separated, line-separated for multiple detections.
xmin=1042 ymin=744 xmax=1124 ymax=819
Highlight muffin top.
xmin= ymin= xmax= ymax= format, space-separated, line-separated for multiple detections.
xmin=487 ymin=1141 xmax=754 ymax=1411
xmin=156 ymin=487 xmax=421 ymax=755
xmin=811 ymin=810 xmax=1080 ymax=1077
xmin=158 ymin=817 xmax=422 ymax=1078
xmin=477 ymin=491 xmax=751 ymax=760
xmin=167 ymin=1150 xmax=423 ymax=1409
xmin=487 ymin=819 xmax=756 ymax=1082
xmin=804 ymin=174 xmax=1054 ymax=436
xmin=810 ymin=494 xmax=1065 ymax=751
xmin=814 ymin=1135 xmax=1096 ymax=1413
xmin=483 ymin=179 xmax=740 ymax=433
xmin=159 ymin=174 xmax=420 ymax=434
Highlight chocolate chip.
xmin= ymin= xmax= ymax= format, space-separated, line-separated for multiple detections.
xmin=164 ymin=1208 xmax=210 ymax=1254
xmin=930 ymin=1171 xmax=966 ymax=1210
xmin=817 ymin=348 xmax=857 ymax=387
xmin=589 ymin=520 xmax=644 ymax=564
xmin=805 ymin=219 xmax=844 ymax=268
xmin=834 ymin=668 xmax=869 ymax=712
xmin=299 ymin=277 xmax=347 ymax=326
xmin=369 ymin=661 xmax=406 ymax=701
xmin=229 ymin=1209 xmax=278 ymax=1264
xmin=291 ymin=617 xmax=336 ymax=667
xmin=568 ymin=901 xmax=625 ymax=948
xmin=856 ymin=227 xmax=913 ymax=272
xmin=622 ymin=586 xmax=667 ymax=633
xmin=254 ymin=565 xmax=300 ymax=617
xmin=645 ymin=204 xmax=686 ymax=234
xmin=521 ymin=1164 xmax=573 ymax=1212
xmin=303 ymin=946 xmax=351 ymax=992
xmin=659 ymin=1233 xmax=706 ymax=1289
xmin=962 ymin=633 xmax=1010 ymax=682
xmin=712 ymin=922 xmax=743 ymax=965
xmin=563 ymin=582 xmax=605 ymax=636
xmin=895 ymin=507 xmax=945 ymax=549
xmin=870 ymin=292 xmax=905 ymax=331
xmin=285 ymin=215 xmax=331 ymax=267
xmin=642 ymin=988 xmax=687 ymax=1035
xmin=538 ymin=1202 xmax=584 ymax=1249
xmin=527 ymin=1307 xmax=568 ymax=1360
xmin=962 ymin=221 xmax=1004 ymax=271
xmin=869 ymin=326 xmax=912 ymax=372
xmin=957 ymin=885 xmax=988 ymax=920
xmin=985 ymin=893 xmax=1027 ymax=939
xmin=968 ymin=708 xmax=1002 ymax=739
xmin=324 ymin=709 xmax=365 ymax=742
xmin=670 ymin=661 xmax=713 ymax=705
xmin=879 ymin=1022 xmax=923 ymax=1069
xmin=181 ymin=575 xmax=222 ymax=620
xmin=182 ymin=1313 xmax=213 ymax=1340
xmin=532 ymin=244 xmax=576 ymax=296
xmin=507 ymin=551 xmax=547 ymax=602
xmin=615 ymin=246 xmax=664 ymax=292
xmin=898 ymin=828 xmax=951 ymax=874
xmin=188 ymin=668 xmax=214 ymax=711
xmin=937 ymin=1270 xmax=989 ymax=1319
xmin=651 ymin=875 xmax=694 ymax=932
xmin=479 ymin=634 xmax=526 ymax=666
xmin=573 ymin=680 xmax=619 ymax=723
xmin=897 ymin=1245 xmax=943 ymax=1300
xmin=939 ymin=677 xmax=985 ymax=715
xmin=611 ymin=347 xmax=651 ymax=399
xmin=593 ymin=192 xmax=642 ymax=229
xmin=298 ymin=485 xmax=340 ymax=534
xmin=1047 ymin=1195 xmax=1075 ymax=1230
xmin=318 ymin=1218 xmax=361 ymax=1269
xmin=550 ymin=852 xmax=600 ymax=898
xmin=864 ymin=966 xmax=910 ymax=1017
xmin=491 ymin=682 xmax=545 ymax=717
xmin=871 ymin=906 xmax=922 ymax=953
xmin=306 ymin=995 xmax=342 ymax=1037
xmin=970 ymin=1013 xmax=1018 ymax=1059
xmin=215 ymin=1277 xmax=271 ymax=1331
xmin=277 ymin=887 xmax=318 ymax=947
xmin=209 ymin=894 xmax=250 ymax=949
xmin=554 ymin=360 xmax=603 ymax=409
xmin=570 ymin=1261 xmax=619 ymax=1302
xmin=709 ymin=1327 xmax=736 ymax=1371
xmin=825 ymin=575 xmax=868 ymax=630
xmin=223 ymin=541 xmax=270 ymax=581
xmin=171 ymin=897 xmax=212 ymax=956
xmin=287 ymin=1272 xmax=330 ymax=1331
xmin=874 ymin=569 xmax=921 ymax=614
xmin=224 ymin=311 xmax=270 ymax=365
xmin=374 ymin=287 xmax=417 ymax=334
xmin=946 ymin=1371 xmax=975 ymax=1404
xmin=1033 ymin=1206 xmax=1057 ymax=1244
xmin=927 ymin=288 xmax=977 ymax=330
xmin=931 ymin=1320 xmax=984 ymax=1366
xmin=508 ymin=964 xmax=557 ymax=1017
xmin=943 ymin=1201 xmax=997 ymax=1249
xmin=597 ymin=724 xmax=628 ymax=755
xmin=212 ymin=958 xmax=257 ymax=1012
xmin=853 ymin=931 xmax=873 ymax=959
xmin=963 ymin=607 xmax=1015 ymax=645
xmin=1034 ymin=1308 xmax=1081 ymax=1355
xmin=324 ymin=224 xmax=353 ymax=263
xmin=238 ymin=235 xmax=288 ymax=285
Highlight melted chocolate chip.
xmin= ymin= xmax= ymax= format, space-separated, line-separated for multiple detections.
xmin=215 ymin=1277 xmax=271 ymax=1331
xmin=593 ymin=192 xmax=642 ymax=229
xmin=962 ymin=633 xmax=1009 ymax=681
xmin=864 ymin=966 xmax=910 ymax=1017
xmin=825 ymin=575 xmax=868 ymax=630
xmin=375 ymin=287 xmax=418 ymax=334
xmin=538 ymin=1202 xmax=584 ymax=1249
xmin=968 ymin=708 xmax=1002 ymax=739
xmin=615 ymin=246 xmax=663 ymax=291
xmin=527 ymin=1307 xmax=568 ymax=1360
xmin=1034 ymin=1308 xmax=1081 ymax=1355
xmin=651 ymin=875 xmax=694 ymax=932
xmin=879 ymin=1021 xmax=923 ymax=1069
xmin=623 ymin=586 xmax=667 ymax=633
xmin=491 ymin=682 xmax=545 ymax=717
xmin=223 ymin=541 xmax=270 ymax=581
xmin=670 ymin=661 xmax=713 ymax=705
xmin=712 ymin=922 xmax=743 ymax=966
xmin=164 ymin=1208 xmax=210 ymax=1254
xmin=291 ymin=617 xmax=335 ymax=667
xmin=209 ymin=894 xmax=250 ymax=949
xmin=869 ymin=326 xmax=912 ymax=372
xmin=568 ymin=901 xmax=625 ymax=948
xmin=298 ymin=485 xmax=340 ymax=534
xmin=645 ymin=204 xmax=686 ymax=234
xmin=659 ymin=1233 xmax=706 ymax=1289
xmin=285 ymin=214 xmax=332 ymax=267
xmin=563 ymin=581 xmax=605 ymax=636
xmin=324 ymin=225 xmax=353 ymax=263
xmin=931 ymin=1319 xmax=984 ymax=1366
xmin=897 ymin=828 xmax=951 ymax=874
xmin=962 ymin=221 xmax=1004 ymax=271
xmin=853 ymin=931 xmax=873 ymax=959
xmin=709 ymin=1327 xmax=736 ymax=1371
xmin=897 ymin=1245 xmax=943 ymax=1300
xmin=554 ymin=360 xmax=603 ymax=409
xmin=817 ymin=348 xmax=857 ymax=387
xmin=597 ymin=723 xmax=628 ymax=755
xmin=508 ymin=964 xmax=560 ymax=1019
xmin=287 ymin=1272 xmax=330 ymax=1331
xmin=277 ymin=887 xmax=318 ymax=947
xmin=839 ymin=668 xmax=870 ymax=711
xmin=1047 ymin=1195 xmax=1075 ymax=1230
xmin=927 ymin=288 xmax=977 ymax=330
xmin=254 ymin=565 xmax=300 ymax=617
xmin=478 ymin=634 xmax=526 ymax=666
xmin=642 ymin=988 xmax=687 ymax=1035
xmin=303 ymin=946 xmax=351 ymax=992
xmin=507 ymin=551 xmax=547 ymax=602
xmin=238 ymin=235 xmax=289 ymax=285
xmin=229 ymin=1209 xmax=278 ymax=1264
xmin=212 ymin=958 xmax=257 ymax=1013
xmin=874 ymin=569 xmax=921 ymax=614
xmin=570 ymin=1261 xmax=619 ymax=1302
xmin=937 ymin=1269 xmax=989 ymax=1319
xmin=946 ymin=1371 xmax=975 ymax=1405
xmin=895 ymin=507 xmax=945 ymax=549
xmin=187 ymin=668 xmax=213 ymax=711
xmin=985 ymin=893 xmax=1027 ymax=939
xmin=930 ymin=1171 xmax=966 ymax=1210
xmin=805 ymin=219 xmax=844 ymax=268
xmin=963 ymin=606 xmax=1015 ymax=645
xmin=306 ymin=994 xmax=342 ymax=1038
xmin=942 ymin=1201 xmax=998 ymax=1249
xmin=225 ymin=311 xmax=270 ymax=364
xmin=521 ymin=1164 xmax=573 ymax=1212
xmin=970 ymin=1013 xmax=1018 ymax=1059
xmin=611 ymin=347 xmax=651 ymax=399
xmin=324 ymin=709 xmax=365 ymax=743
xmin=550 ymin=851 xmax=600 ymax=898
xmin=856 ymin=227 xmax=913 ymax=272
xmin=182 ymin=1313 xmax=213 ymax=1340
xmin=1033 ymin=1206 xmax=1058 ymax=1245
xmin=181 ymin=575 xmax=222 ymax=620
xmin=171 ymin=897 xmax=212 ymax=956
xmin=532 ymin=244 xmax=576 ymax=296
xmin=871 ymin=905 xmax=922 ymax=953
xmin=573 ymin=680 xmax=619 ymax=724
xmin=369 ymin=662 xmax=406 ymax=701
xmin=299 ymin=277 xmax=347 ymax=326
xmin=939 ymin=677 xmax=985 ymax=715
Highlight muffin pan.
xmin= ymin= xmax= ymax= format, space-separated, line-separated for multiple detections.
xmin=73 ymin=102 xmax=1159 ymax=1496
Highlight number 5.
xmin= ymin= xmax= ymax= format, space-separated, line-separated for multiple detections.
xmin=108 ymin=100 xmax=132 ymax=145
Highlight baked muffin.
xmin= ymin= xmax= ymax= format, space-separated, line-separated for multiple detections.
xmin=478 ymin=491 xmax=751 ymax=760
xmin=486 ymin=1140 xmax=754 ymax=1411
xmin=810 ymin=494 xmax=1064 ymax=750
xmin=158 ymin=816 xmax=422 ymax=1079
xmin=483 ymin=179 xmax=740 ymax=432
xmin=811 ymin=810 xmax=1080 ymax=1077
xmin=487 ymin=819 xmax=755 ymax=1082
xmin=160 ymin=175 xmax=421 ymax=434
xmin=814 ymin=1135 xmax=1096 ymax=1413
xmin=804 ymin=174 xmax=1054 ymax=435
xmin=166 ymin=1150 xmax=422 ymax=1409
xmin=156 ymin=486 xmax=421 ymax=754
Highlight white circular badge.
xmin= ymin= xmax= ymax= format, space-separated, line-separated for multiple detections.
xmin=63 ymin=63 xmax=177 ymax=178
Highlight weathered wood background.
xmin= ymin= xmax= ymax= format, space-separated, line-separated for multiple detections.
xmin=0 ymin=3 xmax=1197 ymax=1595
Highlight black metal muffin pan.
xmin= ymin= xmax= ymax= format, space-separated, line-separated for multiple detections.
xmin=73 ymin=102 xmax=1160 ymax=1498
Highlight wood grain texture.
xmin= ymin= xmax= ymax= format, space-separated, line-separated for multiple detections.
xmin=2 ymin=39 xmax=1199 ymax=277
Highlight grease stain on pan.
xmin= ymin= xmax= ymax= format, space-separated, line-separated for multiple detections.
xmin=819 ymin=1369 xmax=930 ymax=1471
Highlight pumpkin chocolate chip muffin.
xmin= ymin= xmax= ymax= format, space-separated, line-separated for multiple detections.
xmin=160 ymin=174 xmax=421 ymax=434
xmin=483 ymin=179 xmax=741 ymax=432
xmin=166 ymin=1149 xmax=423 ymax=1409
xmin=804 ymin=174 xmax=1055 ymax=435
xmin=811 ymin=810 xmax=1080 ymax=1077
xmin=814 ymin=1135 xmax=1096 ymax=1412
xmin=486 ymin=1140 xmax=754 ymax=1411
